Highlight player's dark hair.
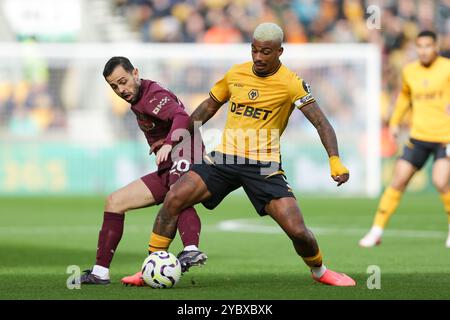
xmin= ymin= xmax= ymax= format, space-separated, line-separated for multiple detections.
xmin=103 ymin=56 xmax=135 ymax=78
xmin=417 ymin=30 xmax=437 ymax=41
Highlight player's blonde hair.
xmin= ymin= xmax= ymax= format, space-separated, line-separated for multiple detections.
xmin=253 ymin=23 xmax=284 ymax=43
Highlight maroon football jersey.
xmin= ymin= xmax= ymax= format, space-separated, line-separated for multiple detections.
xmin=131 ymin=79 xmax=203 ymax=171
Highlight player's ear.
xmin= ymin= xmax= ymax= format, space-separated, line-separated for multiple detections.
xmin=133 ymin=68 xmax=139 ymax=80
xmin=434 ymin=39 xmax=440 ymax=52
xmin=278 ymin=46 xmax=284 ymax=57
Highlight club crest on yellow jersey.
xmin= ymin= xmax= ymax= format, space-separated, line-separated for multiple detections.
xmin=248 ymin=89 xmax=259 ymax=100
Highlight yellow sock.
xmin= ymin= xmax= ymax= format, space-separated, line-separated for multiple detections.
xmin=373 ymin=186 xmax=403 ymax=228
xmin=148 ymin=232 xmax=173 ymax=253
xmin=439 ymin=191 xmax=450 ymax=224
xmin=302 ymin=249 xmax=323 ymax=268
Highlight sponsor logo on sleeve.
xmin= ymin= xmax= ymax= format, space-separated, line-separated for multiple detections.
xmin=294 ymin=94 xmax=313 ymax=107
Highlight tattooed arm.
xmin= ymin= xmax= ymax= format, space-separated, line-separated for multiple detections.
xmin=301 ymin=102 xmax=349 ymax=186
xmin=188 ymin=97 xmax=223 ymax=132
xmin=301 ymin=102 xmax=339 ymax=157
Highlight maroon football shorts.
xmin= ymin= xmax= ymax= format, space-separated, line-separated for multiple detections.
xmin=140 ymin=158 xmax=191 ymax=204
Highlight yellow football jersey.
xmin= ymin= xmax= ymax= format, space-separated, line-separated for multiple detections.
xmin=209 ymin=61 xmax=315 ymax=162
xmin=390 ymin=56 xmax=450 ymax=143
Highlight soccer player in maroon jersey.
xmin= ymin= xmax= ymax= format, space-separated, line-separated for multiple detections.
xmin=78 ymin=57 xmax=207 ymax=285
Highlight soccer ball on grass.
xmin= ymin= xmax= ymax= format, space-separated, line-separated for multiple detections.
xmin=141 ymin=251 xmax=182 ymax=288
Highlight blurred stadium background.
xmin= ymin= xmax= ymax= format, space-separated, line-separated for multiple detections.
xmin=0 ymin=0 xmax=449 ymax=198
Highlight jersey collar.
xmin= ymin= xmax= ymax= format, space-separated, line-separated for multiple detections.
xmin=252 ymin=62 xmax=282 ymax=78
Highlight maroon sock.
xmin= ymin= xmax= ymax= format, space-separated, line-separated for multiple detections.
xmin=177 ymin=207 xmax=201 ymax=248
xmin=95 ymin=212 xmax=125 ymax=268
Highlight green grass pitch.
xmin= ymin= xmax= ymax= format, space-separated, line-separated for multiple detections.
xmin=0 ymin=193 xmax=449 ymax=300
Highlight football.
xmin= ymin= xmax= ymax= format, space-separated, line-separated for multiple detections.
xmin=141 ymin=251 xmax=182 ymax=288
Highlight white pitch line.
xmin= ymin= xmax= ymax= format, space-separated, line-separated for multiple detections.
xmin=0 ymin=218 xmax=446 ymax=239
xmin=215 ymin=219 xmax=448 ymax=239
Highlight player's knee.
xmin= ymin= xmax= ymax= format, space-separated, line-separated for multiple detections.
xmin=390 ymin=179 xmax=408 ymax=191
xmin=105 ymin=193 xmax=126 ymax=213
xmin=163 ymin=190 xmax=185 ymax=215
xmin=289 ymin=224 xmax=310 ymax=242
xmin=432 ymin=176 xmax=448 ymax=193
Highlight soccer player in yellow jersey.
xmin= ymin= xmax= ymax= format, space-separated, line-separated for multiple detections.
xmin=360 ymin=30 xmax=450 ymax=248
xmin=146 ymin=22 xmax=355 ymax=286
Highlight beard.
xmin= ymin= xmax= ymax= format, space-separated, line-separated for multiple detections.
xmin=129 ymin=82 xmax=141 ymax=104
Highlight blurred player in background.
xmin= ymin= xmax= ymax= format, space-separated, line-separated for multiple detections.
xmin=360 ymin=31 xmax=450 ymax=248
xmin=78 ymin=57 xmax=207 ymax=285
xmin=141 ymin=22 xmax=355 ymax=286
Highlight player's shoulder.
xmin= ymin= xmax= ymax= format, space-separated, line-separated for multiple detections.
xmin=138 ymin=79 xmax=181 ymax=113
xmin=227 ymin=61 xmax=253 ymax=75
xmin=402 ymin=60 xmax=421 ymax=74
xmin=437 ymin=55 xmax=450 ymax=62
xmin=403 ymin=56 xmax=450 ymax=73
xmin=279 ymin=63 xmax=296 ymax=76
xmin=140 ymin=79 xmax=161 ymax=98
xmin=146 ymin=79 xmax=171 ymax=96
xmin=437 ymin=56 xmax=450 ymax=68
xmin=145 ymin=80 xmax=179 ymax=105
xmin=278 ymin=65 xmax=313 ymax=100
xmin=277 ymin=64 xmax=303 ymax=82
xmin=279 ymin=65 xmax=306 ymax=91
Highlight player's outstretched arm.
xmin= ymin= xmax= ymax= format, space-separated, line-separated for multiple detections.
xmin=189 ymin=97 xmax=223 ymax=131
xmin=300 ymin=102 xmax=349 ymax=186
xmin=388 ymin=68 xmax=412 ymax=138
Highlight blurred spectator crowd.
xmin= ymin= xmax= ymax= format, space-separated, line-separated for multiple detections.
xmin=1 ymin=0 xmax=449 ymax=141
xmin=113 ymin=0 xmax=450 ymax=120
xmin=0 ymin=45 xmax=66 ymax=136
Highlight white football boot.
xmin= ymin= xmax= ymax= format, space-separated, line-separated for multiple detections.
xmin=359 ymin=226 xmax=383 ymax=247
